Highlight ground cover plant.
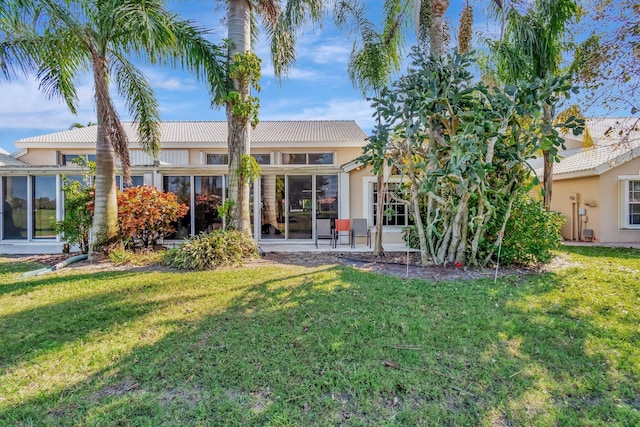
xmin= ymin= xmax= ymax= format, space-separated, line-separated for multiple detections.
xmin=0 ymin=246 xmax=638 ymax=425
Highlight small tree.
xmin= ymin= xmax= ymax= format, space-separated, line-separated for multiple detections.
xmin=52 ymin=157 xmax=95 ymax=254
xmin=117 ymin=186 xmax=189 ymax=248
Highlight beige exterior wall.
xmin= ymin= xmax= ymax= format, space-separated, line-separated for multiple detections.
xmin=551 ymin=155 xmax=640 ymax=243
xmin=599 ymin=157 xmax=640 ymax=242
xmin=551 ymin=176 xmax=601 ymax=241
xmin=17 ymin=148 xmax=95 ymax=165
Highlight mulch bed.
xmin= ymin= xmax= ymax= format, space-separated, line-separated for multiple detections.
xmin=8 ymin=250 xmax=546 ymax=282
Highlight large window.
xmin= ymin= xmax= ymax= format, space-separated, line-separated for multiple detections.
xmin=33 ymin=176 xmax=57 ymax=238
xmin=373 ymin=182 xmax=411 ymax=226
xmin=163 ymin=176 xmax=191 ymax=239
xmin=195 ymin=176 xmax=224 ymax=234
xmin=2 ymin=176 xmax=27 ymax=240
xmin=627 ymin=180 xmax=640 ymax=227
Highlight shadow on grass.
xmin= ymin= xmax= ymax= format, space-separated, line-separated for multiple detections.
xmin=0 ymin=263 xmax=638 ymax=425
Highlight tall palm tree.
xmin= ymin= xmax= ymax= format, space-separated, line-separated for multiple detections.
xmin=1 ymin=0 xmax=227 ymax=255
xmin=493 ymin=0 xmax=578 ymax=210
xmin=334 ymin=0 xmax=408 ymax=257
xmin=224 ymin=0 xmax=323 ymax=232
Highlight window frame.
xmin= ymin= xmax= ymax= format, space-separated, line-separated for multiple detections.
xmin=621 ymin=177 xmax=640 ymax=229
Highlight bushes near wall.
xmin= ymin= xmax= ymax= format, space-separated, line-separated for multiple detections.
xmin=164 ymin=229 xmax=259 ymax=270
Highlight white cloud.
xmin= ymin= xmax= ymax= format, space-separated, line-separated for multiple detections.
xmin=0 ymin=77 xmax=96 ymax=131
xmin=262 ymin=98 xmax=376 ymax=132
xmin=144 ymin=69 xmax=200 ymax=91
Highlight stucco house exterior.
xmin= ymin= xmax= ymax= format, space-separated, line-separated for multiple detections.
xmin=0 ymin=120 xmax=409 ymax=254
xmin=542 ymin=117 xmax=640 ymax=243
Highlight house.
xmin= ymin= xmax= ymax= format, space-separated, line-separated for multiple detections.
xmin=543 ymin=117 xmax=640 ymax=243
xmin=0 ymin=120 xmax=406 ymax=254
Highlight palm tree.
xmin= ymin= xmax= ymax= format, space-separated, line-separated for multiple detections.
xmin=1 ymin=0 xmax=227 ymax=255
xmin=334 ymin=0 xmax=408 ymax=257
xmin=493 ymin=0 xmax=578 ymax=210
xmin=224 ymin=0 xmax=323 ymax=232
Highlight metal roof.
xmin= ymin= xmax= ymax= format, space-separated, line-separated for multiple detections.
xmin=0 ymin=153 xmax=27 ymax=167
xmin=15 ymin=121 xmax=368 ymax=146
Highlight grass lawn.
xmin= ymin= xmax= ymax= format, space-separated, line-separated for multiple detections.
xmin=0 ymin=246 xmax=638 ymax=426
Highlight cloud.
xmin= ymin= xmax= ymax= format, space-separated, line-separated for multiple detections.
xmin=0 ymin=77 xmax=96 ymax=131
xmin=143 ymin=69 xmax=200 ymax=91
xmin=262 ymin=98 xmax=376 ymax=132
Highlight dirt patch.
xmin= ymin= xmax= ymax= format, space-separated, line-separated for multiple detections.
xmin=11 ymin=250 xmax=567 ymax=282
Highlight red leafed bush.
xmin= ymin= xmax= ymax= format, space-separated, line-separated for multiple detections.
xmin=117 ymin=186 xmax=189 ymax=248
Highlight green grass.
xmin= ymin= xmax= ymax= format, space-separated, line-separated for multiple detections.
xmin=0 ymin=246 xmax=638 ymax=426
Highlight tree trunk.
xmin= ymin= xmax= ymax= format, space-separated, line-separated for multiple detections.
xmin=227 ymin=0 xmax=252 ymax=232
xmin=373 ymin=168 xmax=385 ymax=257
xmin=543 ymin=104 xmax=554 ymax=210
xmin=543 ymin=150 xmax=553 ymax=210
xmin=89 ymin=55 xmax=119 ymax=257
xmin=430 ymin=0 xmax=450 ymax=56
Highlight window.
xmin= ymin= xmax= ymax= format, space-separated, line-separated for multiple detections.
xmin=252 ymin=153 xmax=271 ymax=165
xmin=628 ymin=180 xmax=640 ymax=226
xmin=163 ymin=176 xmax=191 ymax=239
xmin=206 ymin=154 xmax=228 ymax=165
xmin=373 ymin=182 xmax=411 ymax=226
xmin=115 ymin=175 xmax=144 ymax=190
xmin=281 ymin=153 xmax=333 ymax=165
xmin=60 ymin=154 xmax=96 ymax=165
xmin=32 ymin=176 xmax=57 ymax=238
xmin=2 ymin=176 xmax=27 ymax=240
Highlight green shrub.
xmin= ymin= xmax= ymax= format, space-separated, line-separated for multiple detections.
xmin=52 ymin=176 xmax=93 ymax=254
xmin=498 ymin=194 xmax=565 ymax=265
xmin=402 ymin=226 xmax=421 ymax=250
xmin=163 ymin=229 xmax=259 ymax=270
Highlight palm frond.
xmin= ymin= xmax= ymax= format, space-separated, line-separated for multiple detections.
xmin=110 ymin=52 xmax=160 ymax=161
xmin=269 ymin=0 xmax=324 ymax=77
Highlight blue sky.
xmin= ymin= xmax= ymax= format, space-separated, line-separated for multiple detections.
xmin=0 ymin=0 xmax=543 ymax=154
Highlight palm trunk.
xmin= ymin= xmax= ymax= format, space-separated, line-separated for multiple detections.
xmin=430 ymin=0 xmax=450 ymax=56
xmin=89 ymin=54 xmax=119 ymax=257
xmin=227 ymin=0 xmax=252 ymax=232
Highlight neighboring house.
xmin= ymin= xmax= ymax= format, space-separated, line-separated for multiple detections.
xmin=540 ymin=117 xmax=640 ymax=243
xmin=0 ymin=120 xmax=408 ymax=254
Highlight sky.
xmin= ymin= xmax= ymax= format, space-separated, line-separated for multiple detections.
xmin=0 ymin=0 xmax=603 ymax=155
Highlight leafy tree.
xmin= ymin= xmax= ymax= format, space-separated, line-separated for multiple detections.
xmin=0 ymin=0 xmax=226 ymax=256
xmin=52 ymin=156 xmax=95 ymax=254
xmin=369 ymin=49 xmax=581 ymax=266
xmin=491 ymin=0 xmax=579 ymax=210
xmin=571 ymin=0 xmax=639 ymax=133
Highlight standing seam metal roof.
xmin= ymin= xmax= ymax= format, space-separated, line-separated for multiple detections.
xmin=15 ymin=121 xmax=369 ymax=145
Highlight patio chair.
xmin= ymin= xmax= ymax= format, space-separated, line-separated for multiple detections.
xmin=350 ymin=218 xmax=371 ymax=248
xmin=334 ymin=219 xmax=351 ymax=248
xmin=315 ymin=218 xmax=334 ymax=248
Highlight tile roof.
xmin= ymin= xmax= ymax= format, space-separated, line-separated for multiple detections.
xmin=15 ymin=121 xmax=368 ymax=146
xmin=537 ymin=117 xmax=640 ymax=179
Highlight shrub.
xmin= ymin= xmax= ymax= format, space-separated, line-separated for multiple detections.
xmin=117 ymin=186 xmax=189 ymax=248
xmin=498 ymin=194 xmax=565 ymax=265
xmin=402 ymin=226 xmax=421 ymax=250
xmin=52 ymin=177 xmax=93 ymax=254
xmin=163 ymin=229 xmax=259 ymax=270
